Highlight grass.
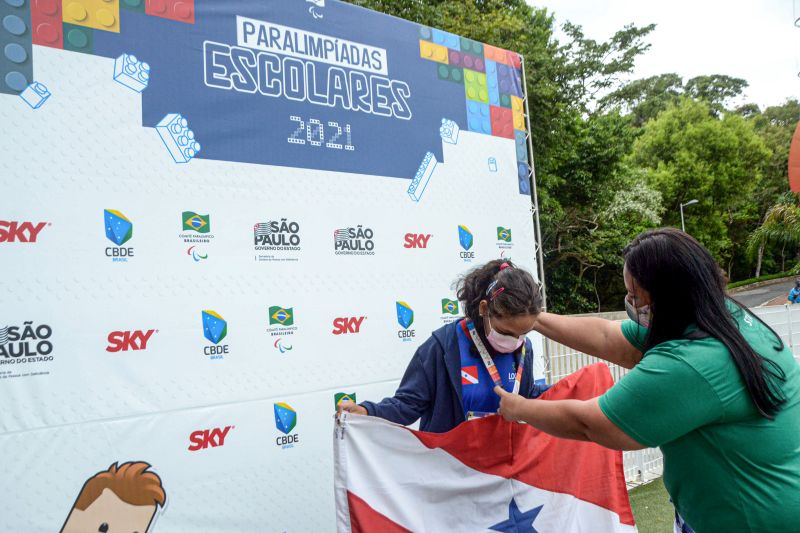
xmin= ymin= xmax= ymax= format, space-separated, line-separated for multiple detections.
xmin=629 ymin=478 xmax=674 ymax=532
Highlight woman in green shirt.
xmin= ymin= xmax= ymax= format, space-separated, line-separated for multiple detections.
xmin=495 ymin=228 xmax=800 ymax=533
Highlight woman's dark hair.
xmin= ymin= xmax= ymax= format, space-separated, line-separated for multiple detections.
xmin=624 ymin=228 xmax=787 ymax=419
xmin=454 ymin=259 xmax=543 ymax=322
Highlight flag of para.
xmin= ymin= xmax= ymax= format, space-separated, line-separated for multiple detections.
xmin=334 ymin=363 xmax=635 ymax=532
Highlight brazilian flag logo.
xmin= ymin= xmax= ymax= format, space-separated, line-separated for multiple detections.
xmin=497 ymin=227 xmax=512 ymax=243
xmin=269 ymin=306 xmax=294 ymax=326
xmin=183 ymin=211 xmax=210 ymax=233
xmin=441 ymin=299 xmax=459 ymax=315
xmin=335 ymin=392 xmax=357 ymax=410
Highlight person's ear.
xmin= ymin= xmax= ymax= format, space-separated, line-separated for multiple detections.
xmin=478 ymin=299 xmax=488 ymax=317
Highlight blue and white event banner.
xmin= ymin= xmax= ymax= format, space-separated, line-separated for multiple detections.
xmin=0 ymin=0 xmax=542 ymax=530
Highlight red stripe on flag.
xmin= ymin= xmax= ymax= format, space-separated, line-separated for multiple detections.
xmin=347 ymin=490 xmax=413 ymax=533
xmin=408 ymin=363 xmax=635 ymax=526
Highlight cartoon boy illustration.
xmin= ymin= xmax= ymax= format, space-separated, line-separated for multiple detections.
xmin=61 ymin=461 xmax=166 ymax=533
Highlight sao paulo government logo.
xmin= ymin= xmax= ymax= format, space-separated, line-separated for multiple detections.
xmin=254 ymin=218 xmax=301 ymax=262
xmin=396 ymin=301 xmax=416 ymax=342
xmin=334 ymin=225 xmax=375 ymax=255
xmin=104 ymin=209 xmax=134 ymax=261
xmin=274 ymin=402 xmax=300 ymax=449
xmin=458 ymin=225 xmax=475 ymax=262
xmin=202 ymin=310 xmax=229 ymax=360
xmin=0 ymin=321 xmax=54 ymax=365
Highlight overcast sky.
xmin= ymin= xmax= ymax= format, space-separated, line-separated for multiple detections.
xmin=531 ymin=0 xmax=800 ymax=109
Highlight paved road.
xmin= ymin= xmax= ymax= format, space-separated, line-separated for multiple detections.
xmin=733 ymin=280 xmax=796 ymax=308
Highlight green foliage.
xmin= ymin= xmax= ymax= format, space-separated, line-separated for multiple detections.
xmin=727 ymin=271 xmax=795 ymax=290
xmin=344 ymin=0 xmax=798 ymax=313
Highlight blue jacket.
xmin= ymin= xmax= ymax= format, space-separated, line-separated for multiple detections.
xmin=361 ymin=321 xmax=549 ymax=433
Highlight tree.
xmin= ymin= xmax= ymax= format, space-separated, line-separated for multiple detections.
xmin=747 ymin=195 xmax=800 ymax=275
xmin=683 ymin=75 xmax=748 ymax=114
xmin=629 ymin=98 xmax=771 ymax=276
xmin=600 ymin=73 xmax=683 ymax=126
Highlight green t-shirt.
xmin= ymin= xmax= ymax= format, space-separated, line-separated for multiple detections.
xmin=599 ymin=303 xmax=800 ymax=533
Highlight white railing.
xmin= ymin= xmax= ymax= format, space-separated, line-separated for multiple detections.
xmin=544 ymin=304 xmax=800 ymax=486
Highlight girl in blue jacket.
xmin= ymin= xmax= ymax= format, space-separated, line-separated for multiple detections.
xmin=338 ymin=259 xmax=548 ymax=433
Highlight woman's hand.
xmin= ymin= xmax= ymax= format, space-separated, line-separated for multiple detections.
xmin=494 ymin=386 xmax=528 ymax=422
xmin=337 ymin=400 xmax=368 ymax=416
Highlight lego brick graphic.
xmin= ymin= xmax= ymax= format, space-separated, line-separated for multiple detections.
xmin=407 ymin=151 xmax=437 ymax=202
xmin=104 ymin=209 xmax=133 ymax=245
xmin=464 ymin=68 xmax=488 ymax=104
xmin=31 ymin=0 xmax=62 ymax=48
xmin=518 ymin=163 xmax=530 ymax=194
xmin=511 ymin=95 xmax=525 ymax=131
xmin=62 ymin=22 xmax=93 ymax=53
xmin=499 ymin=93 xmax=511 ymax=109
xmin=439 ymin=118 xmax=460 ymax=145
xmin=448 ymin=49 xmax=485 ymax=73
xmin=490 ymin=105 xmax=514 ymax=139
xmin=436 ymin=63 xmax=462 ymax=84
xmin=431 ymin=28 xmax=459 ymax=50
xmin=419 ymin=25 xmax=431 ymax=41
xmin=274 ymin=402 xmax=297 ymax=434
xmin=497 ymin=63 xmax=523 ymax=97
xmin=120 ymin=0 xmax=144 ymax=12
xmin=396 ymin=301 xmax=414 ymax=329
xmin=488 ymin=157 xmax=497 ymax=172
xmin=1 ymin=0 xmax=33 ymax=94
xmin=145 ymin=0 xmax=194 ymax=24
xmin=419 ymin=40 xmax=448 ymax=64
xmin=459 ymin=36 xmax=483 ymax=57
xmin=515 ymin=130 xmax=528 ymax=164
xmin=19 ymin=81 xmax=50 ymax=108
xmin=466 ymin=100 xmax=491 ymax=134
xmin=62 ymin=0 xmax=120 ymax=33
xmin=486 ymin=60 xmax=500 ymax=106
xmin=458 ymin=225 xmax=474 ymax=250
xmin=156 ymin=113 xmax=201 ymax=163
xmin=113 ymin=53 xmax=149 ymax=92
xmin=202 ymin=310 xmax=227 ymax=344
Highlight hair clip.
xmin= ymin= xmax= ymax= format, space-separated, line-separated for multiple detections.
xmin=486 ymin=280 xmax=499 ymax=295
xmin=490 ymin=287 xmax=505 ymax=301
xmin=500 ymin=262 xmax=511 ymax=270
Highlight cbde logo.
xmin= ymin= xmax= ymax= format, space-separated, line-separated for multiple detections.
xmin=106 ymin=329 xmax=157 ymax=352
xmin=202 ymin=310 xmax=229 ymax=360
xmin=0 ymin=221 xmax=49 ymax=243
xmin=104 ymin=209 xmax=134 ymax=261
xmin=274 ymin=402 xmax=299 ymax=449
xmin=403 ymin=233 xmax=432 ymax=249
xmin=458 ymin=225 xmax=475 ymax=262
xmin=396 ymin=301 xmax=416 ymax=342
xmin=332 ymin=316 xmax=366 ymax=335
xmin=188 ymin=425 xmax=234 ymax=452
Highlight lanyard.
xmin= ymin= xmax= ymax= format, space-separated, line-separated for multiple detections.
xmin=462 ymin=319 xmax=525 ymax=394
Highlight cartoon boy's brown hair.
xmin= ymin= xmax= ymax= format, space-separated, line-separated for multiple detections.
xmin=73 ymin=462 xmax=166 ymax=511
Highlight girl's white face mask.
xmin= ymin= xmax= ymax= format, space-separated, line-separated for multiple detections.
xmin=485 ymin=316 xmax=524 ymax=353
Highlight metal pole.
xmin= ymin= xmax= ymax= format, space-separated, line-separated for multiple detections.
xmin=519 ymin=55 xmax=547 ymax=311
xmin=680 ymin=203 xmax=686 ymax=232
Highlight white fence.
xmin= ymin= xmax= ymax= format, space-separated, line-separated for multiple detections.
xmin=544 ymin=304 xmax=800 ymax=485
